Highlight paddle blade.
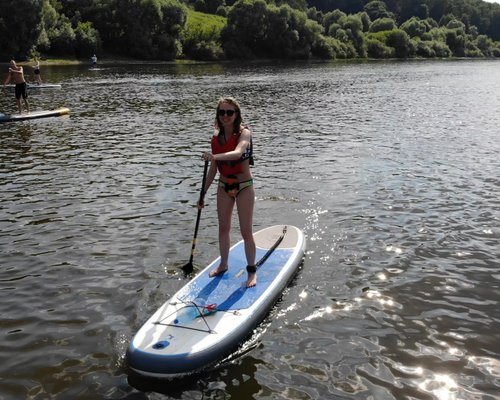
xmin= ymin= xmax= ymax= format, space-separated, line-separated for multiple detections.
xmin=181 ymin=261 xmax=194 ymax=274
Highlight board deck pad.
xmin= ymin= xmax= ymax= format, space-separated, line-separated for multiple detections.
xmin=178 ymin=243 xmax=294 ymax=311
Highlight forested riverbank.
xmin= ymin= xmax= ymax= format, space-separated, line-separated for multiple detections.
xmin=1 ymin=0 xmax=500 ymax=63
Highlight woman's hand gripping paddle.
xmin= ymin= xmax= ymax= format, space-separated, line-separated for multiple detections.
xmin=182 ymin=160 xmax=209 ymax=274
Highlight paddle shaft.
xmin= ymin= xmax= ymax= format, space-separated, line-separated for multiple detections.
xmin=187 ymin=160 xmax=209 ymax=266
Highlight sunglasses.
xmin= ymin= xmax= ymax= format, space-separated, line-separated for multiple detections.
xmin=217 ymin=109 xmax=236 ymax=117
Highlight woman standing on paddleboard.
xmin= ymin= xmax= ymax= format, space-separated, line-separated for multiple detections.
xmin=199 ymin=97 xmax=257 ymax=288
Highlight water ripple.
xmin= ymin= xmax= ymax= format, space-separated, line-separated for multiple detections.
xmin=1 ymin=60 xmax=499 ymax=399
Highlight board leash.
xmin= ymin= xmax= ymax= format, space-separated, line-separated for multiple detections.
xmin=255 ymin=225 xmax=287 ymax=269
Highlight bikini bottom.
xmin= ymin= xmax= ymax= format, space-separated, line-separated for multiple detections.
xmin=218 ymin=175 xmax=253 ymax=198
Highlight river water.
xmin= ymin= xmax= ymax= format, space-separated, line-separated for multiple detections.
xmin=0 ymin=59 xmax=499 ymax=399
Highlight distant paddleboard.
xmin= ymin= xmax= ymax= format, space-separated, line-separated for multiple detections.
xmin=0 ymin=107 xmax=70 ymax=123
xmin=27 ymin=83 xmax=62 ymax=89
xmin=127 ymin=225 xmax=306 ymax=378
xmin=2 ymin=83 xmax=62 ymax=89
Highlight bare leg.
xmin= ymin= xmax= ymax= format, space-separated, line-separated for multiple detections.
xmin=24 ymin=99 xmax=30 ymax=113
xmin=16 ymin=99 xmax=22 ymax=113
xmin=237 ymin=186 xmax=256 ymax=287
xmin=209 ymin=187 xmax=235 ymax=277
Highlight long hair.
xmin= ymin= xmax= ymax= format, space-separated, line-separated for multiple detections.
xmin=215 ymin=97 xmax=243 ymax=134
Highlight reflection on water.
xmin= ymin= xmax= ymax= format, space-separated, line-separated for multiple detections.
xmin=1 ymin=60 xmax=499 ymax=399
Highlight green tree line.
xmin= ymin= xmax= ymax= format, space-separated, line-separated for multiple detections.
xmin=1 ymin=0 xmax=499 ymax=61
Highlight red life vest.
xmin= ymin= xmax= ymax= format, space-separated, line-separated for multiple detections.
xmin=211 ymin=132 xmax=252 ymax=176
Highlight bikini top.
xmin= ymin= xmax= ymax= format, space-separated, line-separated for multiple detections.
xmin=211 ymin=130 xmax=253 ymax=176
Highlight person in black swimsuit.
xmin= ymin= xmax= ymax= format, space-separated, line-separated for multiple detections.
xmin=3 ymin=60 xmax=30 ymax=113
xmin=33 ymin=58 xmax=42 ymax=84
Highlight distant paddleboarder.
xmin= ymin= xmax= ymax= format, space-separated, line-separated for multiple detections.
xmin=91 ymin=54 xmax=97 ymax=68
xmin=3 ymin=60 xmax=30 ymax=113
xmin=33 ymin=58 xmax=42 ymax=84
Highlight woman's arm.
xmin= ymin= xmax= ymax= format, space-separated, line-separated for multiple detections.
xmin=204 ymin=161 xmax=218 ymax=192
xmin=198 ymin=160 xmax=218 ymax=208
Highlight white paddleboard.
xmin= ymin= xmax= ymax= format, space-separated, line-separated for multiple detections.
xmin=27 ymin=83 xmax=62 ymax=89
xmin=127 ymin=225 xmax=306 ymax=378
xmin=2 ymin=83 xmax=62 ymax=89
xmin=0 ymin=107 xmax=70 ymax=123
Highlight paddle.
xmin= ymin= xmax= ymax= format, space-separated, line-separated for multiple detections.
xmin=182 ymin=160 xmax=209 ymax=274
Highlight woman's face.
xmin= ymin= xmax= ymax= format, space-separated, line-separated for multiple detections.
xmin=217 ymin=102 xmax=238 ymax=124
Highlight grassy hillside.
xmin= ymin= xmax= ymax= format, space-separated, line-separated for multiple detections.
xmin=183 ymin=9 xmax=227 ymax=59
xmin=185 ymin=9 xmax=226 ymax=39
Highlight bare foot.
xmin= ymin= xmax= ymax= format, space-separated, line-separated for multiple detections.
xmin=245 ymin=273 xmax=257 ymax=288
xmin=208 ymin=265 xmax=228 ymax=278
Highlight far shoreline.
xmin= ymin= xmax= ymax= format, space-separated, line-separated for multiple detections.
xmin=3 ymin=56 xmax=499 ymax=68
xmin=1 ymin=57 xmax=207 ymax=66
